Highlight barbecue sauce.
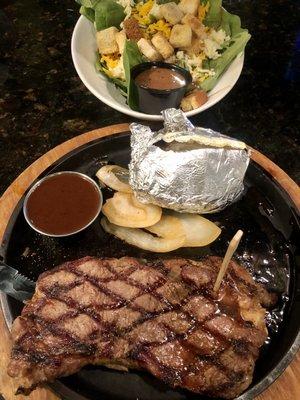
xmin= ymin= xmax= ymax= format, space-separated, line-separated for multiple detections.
xmin=25 ymin=172 xmax=101 ymax=235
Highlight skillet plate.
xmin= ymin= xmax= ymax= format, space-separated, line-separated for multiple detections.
xmin=1 ymin=132 xmax=300 ymax=400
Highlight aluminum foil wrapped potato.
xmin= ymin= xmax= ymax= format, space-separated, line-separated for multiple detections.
xmin=129 ymin=109 xmax=250 ymax=214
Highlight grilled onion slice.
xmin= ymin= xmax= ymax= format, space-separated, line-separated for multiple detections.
xmin=101 ymin=217 xmax=185 ymax=253
xmin=146 ymin=215 xmax=183 ymax=239
xmin=102 ymin=192 xmax=162 ymax=228
xmin=146 ymin=213 xmax=221 ymax=247
xmin=96 ymin=165 xmax=132 ymax=193
xmin=175 ymin=213 xmax=221 ymax=247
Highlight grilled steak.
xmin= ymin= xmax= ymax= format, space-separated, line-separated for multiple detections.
xmin=8 ymin=256 xmax=276 ymax=398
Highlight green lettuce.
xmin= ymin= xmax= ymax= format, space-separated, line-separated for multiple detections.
xmin=95 ymin=40 xmax=145 ymax=106
xmin=200 ymin=0 xmax=250 ymax=92
xmin=203 ymin=0 xmax=222 ymax=29
xmin=220 ymin=11 xmax=246 ymax=37
xmin=123 ymin=40 xmax=145 ymax=110
xmin=76 ymin=0 xmax=100 ymax=7
xmin=77 ymin=0 xmax=126 ymax=29
xmin=201 ymin=31 xmax=251 ymax=92
xmin=79 ymin=6 xmax=95 ymax=22
xmin=95 ymin=54 xmax=127 ymax=94
xmin=94 ymin=0 xmax=125 ymax=31
xmin=204 ymin=0 xmax=247 ymax=36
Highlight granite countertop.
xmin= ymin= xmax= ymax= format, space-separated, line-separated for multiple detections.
xmin=0 ymin=0 xmax=299 ymax=196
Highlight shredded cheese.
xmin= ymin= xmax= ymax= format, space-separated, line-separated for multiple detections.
xmin=132 ymin=0 xmax=154 ymax=26
xmin=175 ymin=50 xmax=214 ymax=85
xmin=198 ymin=2 xmax=210 ymax=22
xmin=101 ymin=54 xmax=120 ymax=70
xmin=147 ymin=19 xmax=171 ymax=39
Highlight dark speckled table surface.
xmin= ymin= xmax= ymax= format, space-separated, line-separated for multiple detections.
xmin=0 ymin=0 xmax=299 ymax=196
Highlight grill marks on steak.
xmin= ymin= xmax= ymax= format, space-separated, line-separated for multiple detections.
xmin=8 ymin=256 xmax=275 ymax=398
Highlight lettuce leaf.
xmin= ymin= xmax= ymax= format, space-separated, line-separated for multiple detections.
xmin=79 ymin=6 xmax=95 ymax=22
xmin=76 ymin=0 xmax=100 ymax=7
xmin=201 ymin=31 xmax=251 ymax=92
xmin=204 ymin=0 xmax=246 ymax=36
xmin=203 ymin=0 xmax=222 ymax=29
xmin=123 ymin=40 xmax=145 ymax=110
xmin=200 ymin=0 xmax=250 ymax=92
xmin=221 ymin=11 xmax=245 ymax=37
xmin=94 ymin=0 xmax=125 ymax=31
xmin=95 ymin=54 xmax=127 ymax=94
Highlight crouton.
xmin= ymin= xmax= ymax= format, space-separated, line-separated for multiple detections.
xmin=181 ymin=89 xmax=208 ymax=111
xmin=115 ymin=30 xmax=127 ymax=54
xmin=151 ymin=32 xmax=174 ymax=59
xmin=169 ymin=24 xmax=192 ymax=48
xmin=181 ymin=36 xmax=204 ymax=56
xmin=160 ymin=2 xmax=184 ymax=25
xmin=137 ymin=38 xmax=162 ymax=61
xmin=96 ymin=27 xmax=119 ymax=55
xmin=165 ymin=55 xmax=176 ymax=64
xmin=123 ymin=17 xmax=143 ymax=41
xmin=178 ymin=0 xmax=199 ymax=16
xmin=150 ymin=2 xmax=163 ymax=20
xmin=182 ymin=14 xmax=206 ymax=38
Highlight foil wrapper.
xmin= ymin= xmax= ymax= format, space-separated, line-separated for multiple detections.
xmin=129 ymin=109 xmax=250 ymax=214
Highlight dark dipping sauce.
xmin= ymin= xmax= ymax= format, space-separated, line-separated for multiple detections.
xmin=135 ymin=66 xmax=186 ymax=90
xmin=25 ymin=172 xmax=101 ymax=236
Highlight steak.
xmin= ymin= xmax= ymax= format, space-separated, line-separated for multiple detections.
xmin=7 ymin=256 xmax=276 ymax=398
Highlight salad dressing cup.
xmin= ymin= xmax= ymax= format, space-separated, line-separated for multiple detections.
xmin=131 ymin=62 xmax=192 ymax=115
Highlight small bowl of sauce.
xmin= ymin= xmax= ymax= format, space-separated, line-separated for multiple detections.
xmin=23 ymin=171 xmax=103 ymax=237
xmin=131 ymin=62 xmax=192 ymax=115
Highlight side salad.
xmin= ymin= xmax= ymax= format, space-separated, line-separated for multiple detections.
xmin=75 ymin=0 xmax=250 ymax=112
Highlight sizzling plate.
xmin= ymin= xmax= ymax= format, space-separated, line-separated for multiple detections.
xmin=1 ymin=132 xmax=300 ymax=400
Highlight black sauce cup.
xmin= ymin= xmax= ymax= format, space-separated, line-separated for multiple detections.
xmin=131 ymin=62 xmax=192 ymax=115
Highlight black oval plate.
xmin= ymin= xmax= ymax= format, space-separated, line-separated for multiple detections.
xmin=1 ymin=132 xmax=300 ymax=400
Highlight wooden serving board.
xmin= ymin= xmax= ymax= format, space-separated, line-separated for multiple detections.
xmin=0 ymin=123 xmax=299 ymax=400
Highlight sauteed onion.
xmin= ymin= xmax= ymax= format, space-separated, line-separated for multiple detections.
xmin=102 ymin=192 xmax=162 ymax=228
xmin=101 ymin=217 xmax=185 ymax=252
xmin=173 ymin=213 xmax=221 ymax=247
xmin=146 ymin=213 xmax=221 ymax=247
xmin=96 ymin=165 xmax=132 ymax=193
xmin=146 ymin=215 xmax=182 ymax=239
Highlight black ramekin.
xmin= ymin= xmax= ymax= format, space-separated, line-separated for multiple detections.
xmin=131 ymin=62 xmax=192 ymax=115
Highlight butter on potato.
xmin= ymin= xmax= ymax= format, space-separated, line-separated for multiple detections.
xmin=151 ymin=32 xmax=174 ymax=59
xmin=169 ymin=24 xmax=192 ymax=48
xmin=96 ymin=27 xmax=119 ymax=54
xmin=160 ymin=2 xmax=184 ymax=25
xmin=178 ymin=0 xmax=199 ymax=16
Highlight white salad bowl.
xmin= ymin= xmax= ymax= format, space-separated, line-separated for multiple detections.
xmin=71 ymin=15 xmax=245 ymax=121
